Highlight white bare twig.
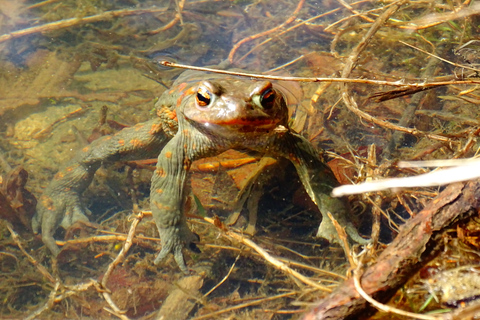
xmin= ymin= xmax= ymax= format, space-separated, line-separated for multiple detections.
xmin=332 ymin=159 xmax=480 ymax=197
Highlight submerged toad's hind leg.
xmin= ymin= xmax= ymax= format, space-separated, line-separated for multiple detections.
xmin=34 ymin=119 xmax=168 ymax=255
xmin=276 ymin=132 xmax=368 ymax=246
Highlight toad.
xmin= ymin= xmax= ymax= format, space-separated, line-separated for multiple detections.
xmin=33 ymin=70 xmax=367 ymax=272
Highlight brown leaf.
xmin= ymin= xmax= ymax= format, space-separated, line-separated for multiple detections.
xmin=0 ymin=166 xmax=36 ymax=231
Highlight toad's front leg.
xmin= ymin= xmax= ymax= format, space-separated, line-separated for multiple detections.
xmin=150 ymin=133 xmax=214 ymax=273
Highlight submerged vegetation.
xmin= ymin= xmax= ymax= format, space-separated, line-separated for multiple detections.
xmin=1 ymin=0 xmax=480 ymax=319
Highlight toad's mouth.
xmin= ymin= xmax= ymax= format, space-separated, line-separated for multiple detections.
xmin=202 ymin=118 xmax=280 ymax=132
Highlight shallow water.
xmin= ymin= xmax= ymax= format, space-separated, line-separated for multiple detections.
xmin=1 ymin=0 xmax=479 ymax=319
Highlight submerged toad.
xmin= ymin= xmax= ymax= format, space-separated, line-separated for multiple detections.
xmin=33 ymin=71 xmax=366 ymax=272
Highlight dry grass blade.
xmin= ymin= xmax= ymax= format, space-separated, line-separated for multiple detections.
xmin=400 ymin=40 xmax=480 ymax=73
xmin=328 ymin=212 xmax=356 ymax=269
xmin=192 ymin=291 xmax=298 ymax=320
xmin=403 ymin=2 xmax=480 ymax=30
xmin=353 ymin=266 xmax=442 ymax=320
xmin=203 ymin=254 xmax=240 ymax=297
xmin=203 ymin=217 xmax=333 ymax=292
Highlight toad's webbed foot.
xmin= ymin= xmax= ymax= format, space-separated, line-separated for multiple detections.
xmin=316 ymin=213 xmax=369 ymax=246
xmin=272 ymin=131 xmax=369 ymax=248
xmin=33 ymin=190 xmax=90 ymax=255
xmin=154 ymin=223 xmax=200 ymax=274
xmin=314 ymin=192 xmax=369 ymax=246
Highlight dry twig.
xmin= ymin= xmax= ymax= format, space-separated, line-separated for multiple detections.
xmin=337 ymin=0 xmax=450 ymax=143
xmin=332 ymin=159 xmax=480 ymax=196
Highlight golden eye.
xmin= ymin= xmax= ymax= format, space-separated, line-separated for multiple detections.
xmin=260 ymin=88 xmax=276 ymax=109
xmin=196 ymin=87 xmax=211 ymax=107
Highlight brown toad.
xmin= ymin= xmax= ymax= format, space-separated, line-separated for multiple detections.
xmin=33 ymin=71 xmax=367 ymax=272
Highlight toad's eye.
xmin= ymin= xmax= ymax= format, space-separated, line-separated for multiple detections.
xmin=196 ymin=87 xmax=211 ymax=107
xmin=260 ymin=88 xmax=276 ymax=109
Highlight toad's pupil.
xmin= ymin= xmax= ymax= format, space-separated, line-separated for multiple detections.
xmin=261 ymin=89 xmax=275 ymax=109
xmin=196 ymin=89 xmax=211 ymax=107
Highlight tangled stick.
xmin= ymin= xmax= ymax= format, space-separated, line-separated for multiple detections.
xmin=6 ymin=223 xmax=56 ymax=284
xmin=338 ymin=0 xmax=437 ymax=140
xmin=228 ymin=0 xmax=305 ymax=63
xmin=203 ymin=216 xmax=333 ymax=292
xmin=303 ymin=179 xmax=480 ymax=320
xmin=101 ymin=212 xmax=145 ymax=319
xmin=8 ymin=223 xmax=100 ymax=319
xmin=235 ymin=0 xmax=372 ymax=64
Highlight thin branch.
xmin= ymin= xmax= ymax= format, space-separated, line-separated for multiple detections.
xmin=158 ymin=61 xmax=480 ymax=89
